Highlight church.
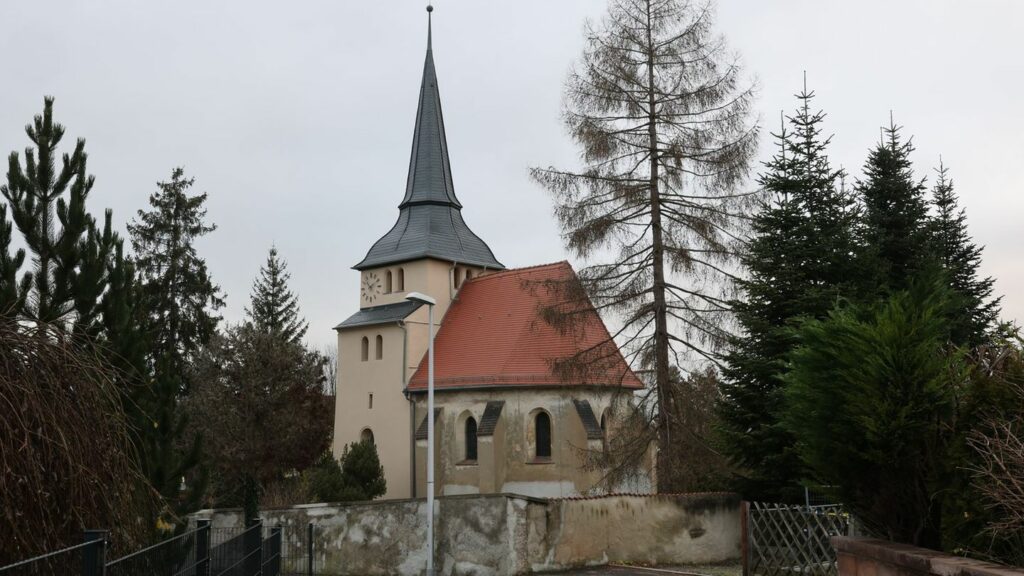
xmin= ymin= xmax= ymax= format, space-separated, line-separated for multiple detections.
xmin=331 ymin=10 xmax=653 ymax=500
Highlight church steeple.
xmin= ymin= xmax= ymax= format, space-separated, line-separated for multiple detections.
xmin=400 ymin=4 xmax=460 ymax=210
xmin=354 ymin=6 xmax=503 ymax=271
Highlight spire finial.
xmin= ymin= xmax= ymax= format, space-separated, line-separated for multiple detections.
xmin=426 ymin=4 xmax=433 ymax=50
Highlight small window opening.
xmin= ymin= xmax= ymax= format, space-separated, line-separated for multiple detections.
xmin=375 ymin=334 xmax=383 ymax=360
xmin=535 ymin=412 xmax=552 ymax=459
xmin=361 ymin=336 xmax=369 ymax=361
xmin=385 ymin=270 xmax=393 ymax=293
xmin=361 ymin=428 xmax=374 ymax=445
xmin=397 ymin=268 xmax=405 ymax=291
xmin=465 ymin=417 xmax=478 ymax=462
xmin=369 ymin=393 xmax=373 ymax=409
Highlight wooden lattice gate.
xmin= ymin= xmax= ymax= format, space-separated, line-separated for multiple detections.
xmin=743 ymin=502 xmax=852 ymax=576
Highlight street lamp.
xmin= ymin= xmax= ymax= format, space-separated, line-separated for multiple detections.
xmin=405 ymin=291 xmax=436 ymax=576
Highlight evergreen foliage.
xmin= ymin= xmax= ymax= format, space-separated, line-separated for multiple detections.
xmin=782 ymin=278 xmax=961 ymax=549
xmin=0 ymin=97 xmax=119 ymax=334
xmin=531 ymin=0 xmax=759 ymax=491
xmin=186 ymin=324 xmax=331 ymax=508
xmin=857 ymin=119 xmax=931 ymax=293
xmin=246 ymin=246 xmax=308 ymax=344
xmin=338 ymin=441 xmax=387 ymax=501
xmin=128 ymin=167 xmax=224 ymax=373
xmin=0 ymin=204 xmax=25 ymax=313
xmin=719 ymin=84 xmax=857 ymax=501
xmin=926 ymin=162 xmax=999 ymax=346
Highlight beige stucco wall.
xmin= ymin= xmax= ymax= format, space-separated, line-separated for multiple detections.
xmin=413 ymin=388 xmax=653 ymax=499
xmin=333 ymin=258 xmax=494 ymax=499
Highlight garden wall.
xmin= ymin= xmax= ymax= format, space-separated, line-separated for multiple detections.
xmin=190 ymin=492 xmax=741 ymax=575
xmin=833 ymin=537 xmax=1023 ymax=576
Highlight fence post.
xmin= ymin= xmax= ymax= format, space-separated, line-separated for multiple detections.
xmin=244 ymin=519 xmax=263 ymax=576
xmin=267 ymin=525 xmax=282 ymax=576
xmin=306 ymin=523 xmax=314 ymax=576
xmin=740 ymin=502 xmax=750 ymax=576
xmin=82 ymin=530 xmax=107 ymax=576
xmin=195 ymin=519 xmax=211 ymax=576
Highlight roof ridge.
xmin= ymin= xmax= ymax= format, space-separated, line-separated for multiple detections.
xmin=465 ymin=260 xmax=570 ymax=284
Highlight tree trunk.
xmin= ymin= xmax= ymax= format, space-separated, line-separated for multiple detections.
xmin=644 ymin=0 xmax=672 ymax=494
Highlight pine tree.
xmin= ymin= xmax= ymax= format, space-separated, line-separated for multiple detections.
xmin=0 ymin=97 xmax=119 ymax=334
xmin=530 ymin=0 xmax=758 ymax=491
xmin=720 ymin=84 xmax=858 ymax=500
xmin=927 ymin=162 xmax=999 ymax=346
xmin=128 ymin=167 xmax=224 ymax=376
xmin=0 ymin=204 xmax=26 ymax=314
xmin=857 ymin=118 xmax=930 ymax=293
xmin=246 ymin=246 xmax=308 ymax=344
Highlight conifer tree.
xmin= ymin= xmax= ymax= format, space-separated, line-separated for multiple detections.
xmin=0 ymin=97 xmax=119 ymax=334
xmin=927 ymin=162 xmax=999 ymax=346
xmin=857 ymin=119 xmax=930 ymax=293
xmin=531 ymin=0 xmax=758 ymax=491
xmin=720 ymin=84 xmax=858 ymax=500
xmin=0 ymin=204 xmax=26 ymax=314
xmin=128 ymin=167 xmax=224 ymax=375
xmin=246 ymin=246 xmax=308 ymax=344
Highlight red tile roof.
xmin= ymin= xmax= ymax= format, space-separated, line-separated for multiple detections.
xmin=407 ymin=261 xmax=644 ymax=392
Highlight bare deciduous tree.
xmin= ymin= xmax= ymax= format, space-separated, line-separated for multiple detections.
xmin=531 ymin=0 xmax=758 ymax=491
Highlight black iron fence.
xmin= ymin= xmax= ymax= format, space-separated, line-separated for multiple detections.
xmin=0 ymin=520 xmax=303 ymax=576
xmin=1 ymin=521 xmax=337 ymax=576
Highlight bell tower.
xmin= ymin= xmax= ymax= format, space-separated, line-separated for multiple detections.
xmin=332 ymin=6 xmax=503 ymax=499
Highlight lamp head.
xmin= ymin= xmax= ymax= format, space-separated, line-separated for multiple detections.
xmin=405 ymin=291 xmax=436 ymax=306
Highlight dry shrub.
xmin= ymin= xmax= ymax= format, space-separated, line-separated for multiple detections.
xmin=0 ymin=318 xmax=156 ymax=561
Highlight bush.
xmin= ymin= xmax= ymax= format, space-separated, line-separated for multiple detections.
xmin=782 ymin=280 xmax=961 ymax=548
xmin=307 ymin=441 xmax=386 ymax=503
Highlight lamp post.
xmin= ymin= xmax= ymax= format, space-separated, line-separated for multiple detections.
xmin=405 ymin=291 xmax=437 ymax=576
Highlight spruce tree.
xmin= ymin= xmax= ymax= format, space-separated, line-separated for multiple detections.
xmin=0 ymin=97 xmax=119 ymax=334
xmin=857 ymin=119 xmax=930 ymax=293
xmin=720 ymin=84 xmax=858 ymax=500
xmin=128 ymin=167 xmax=224 ymax=374
xmin=245 ymin=246 xmax=308 ymax=344
xmin=927 ymin=162 xmax=999 ymax=346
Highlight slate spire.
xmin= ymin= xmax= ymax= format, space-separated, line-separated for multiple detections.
xmin=355 ymin=6 xmax=503 ymax=271
xmin=400 ymin=3 xmax=460 ymax=209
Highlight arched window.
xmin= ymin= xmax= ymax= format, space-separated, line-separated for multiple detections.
xmin=375 ymin=334 xmax=383 ymax=360
xmin=397 ymin=268 xmax=405 ymax=291
xmin=535 ymin=412 xmax=552 ymax=459
xmin=361 ymin=336 xmax=369 ymax=361
xmin=360 ymin=428 xmax=374 ymax=445
xmin=385 ymin=270 xmax=393 ymax=293
xmin=465 ymin=417 xmax=478 ymax=462
xmin=454 ymin=268 xmax=462 ymax=289
xmin=465 ymin=269 xmax=473 ymax=281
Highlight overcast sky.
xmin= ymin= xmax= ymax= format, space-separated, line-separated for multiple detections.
xmin=2 ymin=1 xmax=1021 ymax=348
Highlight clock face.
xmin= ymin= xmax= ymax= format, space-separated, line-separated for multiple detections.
xmin=361 ymin=272 xmax=382 ymax=303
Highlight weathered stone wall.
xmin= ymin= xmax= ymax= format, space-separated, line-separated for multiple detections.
xmin=833 ymin=537 xmax=1023 ymax=576
xmin=542 ymin=493 xmax=742 ymax=569
xmin=191 ymin=492 xmax=741 ymax=575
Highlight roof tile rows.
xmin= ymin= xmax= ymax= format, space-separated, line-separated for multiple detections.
xmin=407 ymin=261 xmax=643 ymax=392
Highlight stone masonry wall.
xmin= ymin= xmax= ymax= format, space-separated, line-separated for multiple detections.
xmin=191 ymin=492 xmax=741 ymax=575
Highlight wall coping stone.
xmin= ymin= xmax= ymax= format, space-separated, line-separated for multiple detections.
xmin=832 ymin=537 xmax=1023 ymax=576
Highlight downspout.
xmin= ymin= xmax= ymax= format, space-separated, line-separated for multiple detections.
xmin=399 ymin=320 xmax=414 ymax=497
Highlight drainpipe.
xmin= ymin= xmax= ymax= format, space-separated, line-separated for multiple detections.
xmin=399 ymin=320 xmax=414 ymax=497
xmin=449 ymin=261 xmax=459 ymax=301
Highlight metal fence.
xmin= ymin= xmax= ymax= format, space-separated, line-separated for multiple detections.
xmin=0 ymin=520 xmax=295 ymax=576
xmin=743 ymin=502 xmax=853 ymax=576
